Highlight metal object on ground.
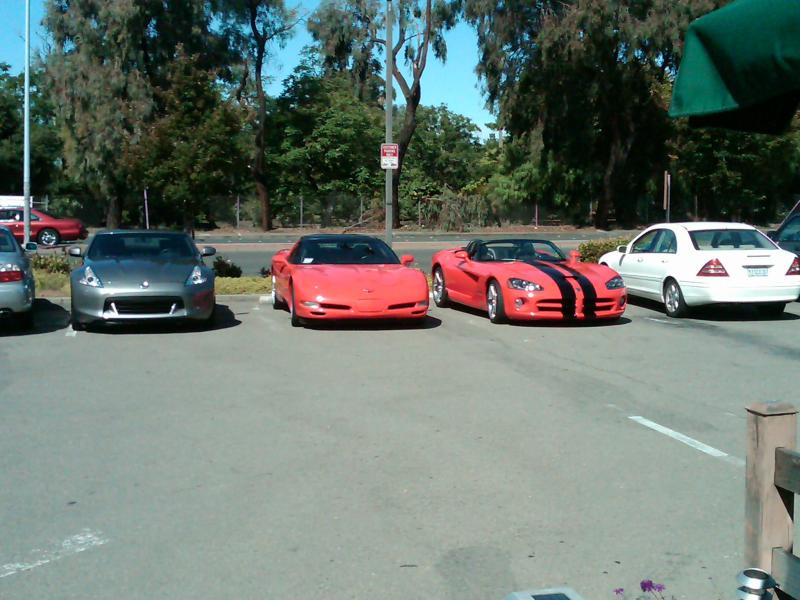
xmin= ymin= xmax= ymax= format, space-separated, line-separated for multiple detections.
xmin=736 ymin=567 xmax=775 ymax=599
xmin=503 ymin=588 xmax=587 ymax=600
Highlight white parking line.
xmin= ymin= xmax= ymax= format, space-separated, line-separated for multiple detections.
xmin=644 ymin=317 xmax=680 ymax=325
xmin=629 ymin=416 xmax=745 ymax=467
xmin=0 ymin=529 xmax=108 ymax=579
xmin=65 ymin=329 xmax=77 ymax=337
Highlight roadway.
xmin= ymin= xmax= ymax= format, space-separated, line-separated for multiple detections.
xmin=2 ymin=297 xmax=791 ymax=598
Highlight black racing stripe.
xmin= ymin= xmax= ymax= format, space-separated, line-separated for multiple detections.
xmin=527 ymin=261 xmax=576 ymax=319
xmin=557 ymin=264 xmax=598 ymax=318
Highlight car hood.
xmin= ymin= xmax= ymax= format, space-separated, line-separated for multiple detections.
xmin=87 ymin=258 xmax=198 ymax=286
xmin=295 ymin=264 xmax=426 ymax=293
xmin=508 ymin=260 xmax=619 ymax=284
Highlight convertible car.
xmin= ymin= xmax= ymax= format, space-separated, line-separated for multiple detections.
xmin=431 ymin=239 xmax=627 ymax=323
xmin=271 ymin=234 xmax=429 ymax=327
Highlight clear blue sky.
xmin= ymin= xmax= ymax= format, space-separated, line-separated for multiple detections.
xmin=0 ymin=1 xmax=495 ymax=132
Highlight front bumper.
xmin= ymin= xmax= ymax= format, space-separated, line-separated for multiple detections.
xmin=502 ymin=287 xmax=627 ymax=321
xmin=293 ymin=296 xmax=429 ymax=320
xmin=680 ymin=280 xmax=800 ymax=306
xmin=71 ymin=281 xmax=215 ymax=324
xmin=0 ymin=279 xmax=34 ymax=317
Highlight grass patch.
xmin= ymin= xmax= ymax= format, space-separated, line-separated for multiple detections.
xmin=34 ymin=269 xmax=70 ymax=296
xmin=215 ymin=276 xmax=271 ymax=295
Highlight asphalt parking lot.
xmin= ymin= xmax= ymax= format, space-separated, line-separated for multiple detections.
xmin=1 ymin=297 xmax=797 ymax=599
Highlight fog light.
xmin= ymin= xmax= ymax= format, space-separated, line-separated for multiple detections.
xmin=515 ymin=298 xmax=525 ymax=307
xmin=301 ymin=301 xmax=320 ymax=309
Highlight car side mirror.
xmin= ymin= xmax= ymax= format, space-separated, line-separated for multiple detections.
xmin=617 ymin=245 xmax=627 ymax=254
xmin=68 ymin=246 xmax=83 ymax=257
xmin=24 ymin=242 xmax=37 ymax=252
xmin=454 ymin=250 xmax=469 ymax=260
xmin=400 ymin=254 xmax=414 ymax=266
xmin=200 ymin=246 xmax=216 ymax=257
xmin=766 ymin=231 xmax=778 ymax=241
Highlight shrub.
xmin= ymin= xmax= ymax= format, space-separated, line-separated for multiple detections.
xmin=213 ymin=256 xmax=242 ymax=278
xmin=577 ymin=237 xmax=631 ymax=264
xmin=215 ymin=276 xmax=270 ymax=295
xmin=30 ymin=253 xmax=71 ymax=274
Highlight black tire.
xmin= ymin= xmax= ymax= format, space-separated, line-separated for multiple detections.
xmin=71 ymin=318 xmax=86 ymax=331
xmin=37 ymin=228 xmax=60 ymax=247
xmin=432 ymin=266 xmax=449 ymax=308
xmin=487 ymin=279 xmax=507 ymax=324
xmin=289 ymin=285 xmax=302 ymax=328
xmin=201 ymin=304 xmax=217 ymax=329
xmin=663 ymin=278 xmax=689 ymax=318
xmin=757 ymin=302 xmax=786 ymax=318
xmin=272 ymin=276 xmax=286 ymax=310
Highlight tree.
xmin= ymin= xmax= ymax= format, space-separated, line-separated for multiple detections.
xmin=309 ymin=0 xmax=458 ymax=228
xmin=44 ymin=0 xmax=227 ymax=227
xmin=126 ymin=54 xmax=247 ymax=231
xmin=464 ymin=0 xmax=719 ymax=228
xmin=218 ymin=0 xmax=301 ymax=231
xmin=0 ymin=64 xmax=63 ymax=197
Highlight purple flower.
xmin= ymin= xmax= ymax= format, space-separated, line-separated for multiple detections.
xmin=613 ymin=588 xmax=624 ymax=596
xmin=654 ymin=583 xmax=665 ymax=592
xmin=640 ymin=580 xmax=654 ymax=592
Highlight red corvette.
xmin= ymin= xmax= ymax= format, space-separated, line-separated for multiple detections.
xmin=0 ymin=207 xmax=88 ymax=247
xmin=431 ymin=239 xmax=627 ymax=323
xmin=271 ymin=234 xmax=429 ymax=327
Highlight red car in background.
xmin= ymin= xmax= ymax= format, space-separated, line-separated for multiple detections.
xmin=0 ymin=207 xmax=87 ymax=247
xmin=431 ymin=238 xmax=627 ymax=323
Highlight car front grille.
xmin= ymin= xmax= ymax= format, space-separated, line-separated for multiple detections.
xmin=104 ymin=296 xmax=184 ymax=316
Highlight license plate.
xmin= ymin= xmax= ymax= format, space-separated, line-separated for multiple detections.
xmin=747 ymin=268 xmax=769 ymax=277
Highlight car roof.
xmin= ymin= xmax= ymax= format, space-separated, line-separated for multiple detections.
xmin=94 ymin=229 xmax=190 ymax=236
xmin=649 ymin=222 xmax=757 ymax=232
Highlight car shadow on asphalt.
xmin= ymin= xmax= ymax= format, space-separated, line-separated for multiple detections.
xmin=627 ymin=296 xmax=800 ymax=322
xmin=82 ymin=303 xmax=241 ymax=335
xmin=0 ymin=299 xmax=71 ymax=337
xmin=300 ymin=314 xmax=442 ymax=331
xmin=438 ymin=303 xmax=631 ymax=327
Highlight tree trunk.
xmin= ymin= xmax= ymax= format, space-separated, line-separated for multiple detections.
xmin=595 ymin=116 xmax=635 ymax=230
xmin=105 ymin=195 xmax=121 ymax=229
xmin=392 ymin=88 xmax=420 ymax=229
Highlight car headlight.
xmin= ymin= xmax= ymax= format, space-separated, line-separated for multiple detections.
xmin=185 ymin=265 xmax=208 ymax=285
xmin=508 ymin=278 xmax=543 ymax=292
xmin=606 ymin=276 xmax=625 ymax=290
xmin=79 ymin=266 xmax=103 ymax=288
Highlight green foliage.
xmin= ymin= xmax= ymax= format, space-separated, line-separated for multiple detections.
xmin=30 ymin=253 xmax=71 ymax=274
xmin=33 ymin=269 xmax=70 ymax=295
xmin=577 ymin=237 xmax=631 ymax=263
xmin=213 ymin=256 xmax=243 ymax=278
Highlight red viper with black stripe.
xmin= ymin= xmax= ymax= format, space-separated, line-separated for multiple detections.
xmin=431 ymin=238 xmax=627 ymax=323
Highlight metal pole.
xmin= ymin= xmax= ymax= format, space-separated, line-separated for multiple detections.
xmin=300 ymin=195 xmax=303 ymax=228
xmin=360 ymin=197 xmax=363 ymax=224
xmin=384 ymin=0 xmax=393 ymax=247
xmin=23 ymin=0 xmax=31 ymax=245
xmin=236 ymin=194 xmax=240 ymax=229
xmin=143 ymin=188 xmax=150 ymax=229
xmin=418 ymin=201 xmax=421 ymax=228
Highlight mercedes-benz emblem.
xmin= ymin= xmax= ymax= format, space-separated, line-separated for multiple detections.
xmin=141 ymin=280 xmax=150 ymax=289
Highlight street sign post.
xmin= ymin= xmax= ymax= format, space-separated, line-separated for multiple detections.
xmin=381 ymin=143 xmax=399 ymax=170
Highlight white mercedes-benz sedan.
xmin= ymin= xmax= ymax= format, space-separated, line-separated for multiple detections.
xmin=599 ymin=222 xmax=800 ymax=318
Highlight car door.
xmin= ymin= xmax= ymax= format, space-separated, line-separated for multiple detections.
xmin=445 ymin=250 xmax=483 ymax=307
xmin=646 ymin=229 xmax=678 ymax=296
xmin=775 ymin=215 xmax=800 ymax=256
xmin=618 ymin=229 xmax=661 ymax=296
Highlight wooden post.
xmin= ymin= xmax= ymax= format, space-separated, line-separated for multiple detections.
xmin=746 ymin=402 xmax=798 ymax=572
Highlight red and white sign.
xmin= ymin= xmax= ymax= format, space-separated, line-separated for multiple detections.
xmin=381 ymin=143 xmax=399 ymax=170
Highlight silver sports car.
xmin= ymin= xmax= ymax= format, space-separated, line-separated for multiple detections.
xmin=0 ymin=225 xmax=37 ymax=329
xmin=69 ymin=230 xmax=216 ymax=330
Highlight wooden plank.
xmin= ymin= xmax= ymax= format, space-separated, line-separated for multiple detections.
xmin=776 ymin=448 xmax=800 ymax=495
xmin=772 ymin=548 xmax=800 ymax=599
xmin=746 ymin=403 xmax=798 ymax=571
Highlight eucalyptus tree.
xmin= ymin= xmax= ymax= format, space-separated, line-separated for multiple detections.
xmin=217 ymin=0 xmax=301 ymax=231
xmin=310 ymin=0 xmax=458 ymax=228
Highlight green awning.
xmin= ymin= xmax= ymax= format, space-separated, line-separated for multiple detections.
xmin=669 ymin=0 xmax=800 ymax=134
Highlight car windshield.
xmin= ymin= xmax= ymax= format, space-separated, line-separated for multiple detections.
xmin=689 ymin=229 xmax=775 ymax=251
xmin=0 ymin=229 xmax=17 ymax=253
xmin=88 ymin=233 xmax=196 ymax=260
xmin=294 ymin=238 xmax=400 ymax=265
xmin=473 ymin=240 xmax=566 ymax=262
